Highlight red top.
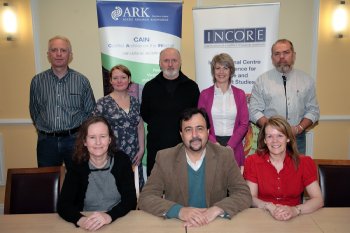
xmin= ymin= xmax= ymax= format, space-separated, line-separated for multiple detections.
xmin=243 ymin=153 xmax=317 ymax=206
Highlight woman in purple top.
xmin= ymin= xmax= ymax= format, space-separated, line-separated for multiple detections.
xmin=198 ymin=53 xmax=249 ymax=171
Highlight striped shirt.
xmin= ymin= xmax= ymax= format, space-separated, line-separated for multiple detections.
xmin=29 ymin=68 xmax=96 ymax=132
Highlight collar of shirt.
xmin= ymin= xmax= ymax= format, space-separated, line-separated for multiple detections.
xmin=263 ymin=151 xmax=292 ymax=166
xmin=49 ymin=67 xmax=71 ymax=81
xmin=275 ymin=68 xmax=296 ymax=80
xmin=185 ymin=149 xmax=206 ymax=171
xmin=214 ymin=84 xmax=232 ymax=96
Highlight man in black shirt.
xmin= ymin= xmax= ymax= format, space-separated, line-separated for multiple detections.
xmin=141 ymin=48 xmax=200 ymax=176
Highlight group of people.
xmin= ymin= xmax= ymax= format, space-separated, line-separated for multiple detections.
xmin=29 ymin=35 xmax=323 ymax=231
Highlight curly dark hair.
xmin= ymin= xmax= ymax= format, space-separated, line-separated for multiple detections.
xmin=73 ymin=116 xmax=117 ymax=164
xmin=179 ymin=108 xmax=211 ymax=131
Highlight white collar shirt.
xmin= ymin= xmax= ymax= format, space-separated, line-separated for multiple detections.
xmin=185 ymin=149 xmax=206 ymax=171
xmin=212 ymin=85 xmax=236 ymax=136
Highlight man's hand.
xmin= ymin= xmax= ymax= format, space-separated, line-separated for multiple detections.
xmin=180 ymin=206 xmax=224 ymax=227
xmin=179 ymin=207 xmax=208 ymax=227
xmin=202 ymin=206 xmax=224 ymax=222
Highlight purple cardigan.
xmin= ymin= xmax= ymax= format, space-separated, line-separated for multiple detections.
xmin=198 ymin=85 xmax=249 ymax=166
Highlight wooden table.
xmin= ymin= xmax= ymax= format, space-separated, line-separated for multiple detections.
xmin=0 ymin=208 xmax=349 ymax=233
xmin=310 ymin=208 xmax=349 ymax=233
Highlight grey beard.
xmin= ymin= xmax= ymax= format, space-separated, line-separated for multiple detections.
xmin=163 ymin=69 xmax=179 ymax=79
xmin=276 ymin=64 xmax=292 ymax=74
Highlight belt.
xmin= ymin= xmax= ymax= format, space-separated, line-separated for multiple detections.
xmin=38 ymin=127 xmax=80 ymax=137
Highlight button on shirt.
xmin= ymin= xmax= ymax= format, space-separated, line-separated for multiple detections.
xmin=212 ymin=86 xmax=236 ymax=136
xmin=249 ymin=68 xmax=320 ymax=126
xmin=243 ymin=153 xmax=317 ymax=206
xmin=29 ymin=68 xmax=96 ymax=132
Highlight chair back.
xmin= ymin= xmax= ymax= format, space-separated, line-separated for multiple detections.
xmin=314 ymin=159 xmax=350 ymax=207
xmin=4 ymin=166 xmax=65 ymax=214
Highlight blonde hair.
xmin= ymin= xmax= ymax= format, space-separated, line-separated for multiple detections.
xmin=210 ymin=53 xmax=235 ymax=83
xmin=257 ymin=116 xmax=300 ymax=168
xmin=48 ymin=35 xmax=72 ymax=52
xmin=47 ymin=35 xmax=73 ymax=63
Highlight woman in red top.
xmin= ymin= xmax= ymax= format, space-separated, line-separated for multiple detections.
xmin=243 ymin=116 xmax=323 ymax=221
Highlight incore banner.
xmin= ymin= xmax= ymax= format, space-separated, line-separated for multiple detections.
xmin=193 ymin=3 xmax=280 ymax=156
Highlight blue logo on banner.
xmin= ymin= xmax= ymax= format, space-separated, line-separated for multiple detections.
xmin=111 ymin=7 xmax=123 ymax=20
xmin=204 ymin=28 xmax=266 ymax=44
xmin=111 ymin=6 xmax=150 ymax=20
xmin=96 ymin=1 xmax=182 ymax=37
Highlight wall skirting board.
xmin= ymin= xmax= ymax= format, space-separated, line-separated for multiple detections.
xmin=1 ymin=116 xmax=350 ymax=125
xmin=0 ymin=119 xmax=33 ymax=125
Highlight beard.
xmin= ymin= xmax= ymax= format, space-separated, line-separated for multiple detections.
xmin=188 ymin=138 xmax=203 ymax=152
xmin=275 ymin=63 xmax=293 ymax=73
xmin=274 ymin=59 xmax=294 ymax=74
xmin=162 ymin=68 xmax=179 ymax=80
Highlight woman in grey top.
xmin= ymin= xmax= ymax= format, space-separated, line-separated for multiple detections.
xmin=57 ymin=116 xmax=137 ymax=231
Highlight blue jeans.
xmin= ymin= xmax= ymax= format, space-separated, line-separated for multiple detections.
xmin=296 ymin=132 xmax=306 ymax=155
xmin=37 ymin=133 xmax=77 ymax=170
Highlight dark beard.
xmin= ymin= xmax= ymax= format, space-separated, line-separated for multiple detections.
xmin=189 ymin=138 xmax=202 ymax=152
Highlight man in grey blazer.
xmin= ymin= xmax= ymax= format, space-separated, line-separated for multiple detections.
xmin=139 ymin=108 xmax=252 ymax=227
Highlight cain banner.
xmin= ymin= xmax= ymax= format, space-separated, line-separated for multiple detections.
xmin=96 ymin=0 xmax=183 ymax=183
xmin=96 ymin=0 xmax=183 ymax=96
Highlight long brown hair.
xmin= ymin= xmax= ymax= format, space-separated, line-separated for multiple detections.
xmin=73 ymin=116 xmax=117 ymax=164
xmin=257 ymin=116 xmax=300 ymax=168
